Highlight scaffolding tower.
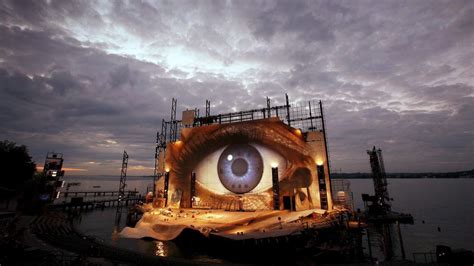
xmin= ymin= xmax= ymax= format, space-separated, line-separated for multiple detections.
xmin=205 ymin=99 xmax=210 ymax=117
xmin=367 ymin=146 xmax=391 ymax=212
xmin=115 ymin=150 xmax=129 ymax=228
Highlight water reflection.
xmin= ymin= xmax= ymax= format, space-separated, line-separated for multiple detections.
xmin=155 ymin=241 xmax=168 ymax=257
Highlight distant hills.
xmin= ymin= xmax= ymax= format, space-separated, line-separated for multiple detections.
xmin=332 ymin=169 xmax=474 ymax=179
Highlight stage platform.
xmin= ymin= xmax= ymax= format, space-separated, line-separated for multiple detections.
xmin=120 ymin=206 xmax=334 ymax=241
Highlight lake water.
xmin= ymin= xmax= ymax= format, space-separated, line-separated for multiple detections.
xmin=350 ymin=178 xmax=474 ymax=256
xmin=67 ymin=177 xmax=474 ymax=262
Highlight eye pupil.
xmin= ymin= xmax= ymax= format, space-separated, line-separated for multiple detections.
xmin=231 ymin=158 xmax=249 ymax=177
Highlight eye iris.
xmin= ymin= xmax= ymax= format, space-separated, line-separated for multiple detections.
xmin=217 ymin=144 xmax=264 ymax=194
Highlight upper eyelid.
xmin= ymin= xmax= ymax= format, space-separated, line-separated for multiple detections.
xmin=167 ymin=120 xmax=312 ymax=176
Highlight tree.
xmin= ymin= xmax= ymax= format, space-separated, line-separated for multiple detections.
xmin=0 ymin=140 xmax=36 ymax=190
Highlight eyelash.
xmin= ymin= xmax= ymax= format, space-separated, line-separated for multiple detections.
xmin=166 ymin=121 xmax=310 ymax=177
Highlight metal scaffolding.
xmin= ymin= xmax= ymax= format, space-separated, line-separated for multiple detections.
xmin=205 ymin=99 xmax=210 ymax=117
xmin=169 ymin=98 xmax=178 ymax=142
xmin=367 ymin=146 xmax=391 ymax=212
xmin=153 ymin=119 xmax=167 ymax=191
xmin=153 ymin=94 xmax=332 ymax=190
xmin=115 ymin=150 xmax=129 ymax=228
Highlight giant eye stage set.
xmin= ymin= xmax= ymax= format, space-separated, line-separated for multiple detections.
xmin=121 ymin=94 xmax=350 ymax=243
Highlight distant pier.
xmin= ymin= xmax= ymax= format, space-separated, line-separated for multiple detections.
xmin=51 ymin=190 xmax=145 ymax=212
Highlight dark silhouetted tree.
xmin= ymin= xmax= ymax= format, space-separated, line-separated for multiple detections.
xmin=0 ymin=140 xmax=36 ymax=190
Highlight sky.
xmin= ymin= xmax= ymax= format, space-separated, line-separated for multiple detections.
xmin=0 ymin=0 xmax=473 ymax=175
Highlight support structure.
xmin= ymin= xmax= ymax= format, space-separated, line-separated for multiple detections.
xmin=285 ymin=93 xmax=291 ymax=127
xmin=205 ymin=100 xmax=210 ymax=117
xmin=159 ymin=95 xmax=327 ymax=138
xmin=367 ymin=146 xmax=391 ymax=212
xmin=362 ymin=147 xmax=413 ymax=261
xmin=266 ymin=97 xmax=271 ymax=118
xmin=272 ymin=167 xmax=280 ymax=210
xmin=396 ymin=221 xmax=406 ymax=259
xmin=164 ymin=171 xmax=170 ymax=206
xmin=317 ymin=164 xmax=328 ymax=209
xmin=115 ymin=150 xmax=129 ymax=228
xmin=161 ymin=95 xmax=328 ymax=133
xmin=153 ymin=131 xmax=159 ymax=196
xmin=190 ymin=172 xmax=196 ymax=207
xmin=308 ymin=101 xmax=314 ymax=130
xmin=153 ymin=119 xmax=168 ymax=196
xmin=170 ymin=98 xmax=178 ymax=142
xmin=319 ymin=100 xmax=333 ymax=209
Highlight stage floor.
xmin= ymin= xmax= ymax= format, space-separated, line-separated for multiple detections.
xmin=120 ymin=206 xmax=332 ymax=241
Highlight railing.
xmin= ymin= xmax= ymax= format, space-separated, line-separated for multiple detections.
xmin=51 ymin=196 xmax=145 ymax=211
xmin=60 ymin=190 xmax=139 ymax=198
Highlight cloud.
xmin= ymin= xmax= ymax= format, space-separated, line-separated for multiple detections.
xmin=0 ymin=0 xmax=473 ymax=174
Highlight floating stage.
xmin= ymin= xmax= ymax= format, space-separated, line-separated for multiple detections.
xmin=120 ymin=206 xmax=361 ymax=264
xmin=120 ymin=207 xmax=336 ymax=241
xmin=116 ymin=95 xmax=360 ymax=262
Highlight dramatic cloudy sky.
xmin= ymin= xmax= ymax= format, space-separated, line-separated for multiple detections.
xmin=0 ymin=0 xmax=472 ymax=175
